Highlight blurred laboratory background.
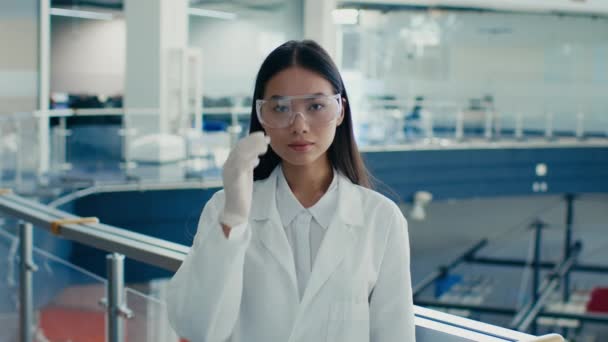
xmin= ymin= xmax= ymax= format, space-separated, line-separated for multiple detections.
xmin=1 ymin=0 xmax=607 ymax=341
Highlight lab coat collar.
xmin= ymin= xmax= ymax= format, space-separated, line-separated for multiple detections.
xmin=251 ymin=166 xmax=364 ymax=227
xmin=275 ymin=167 xmax=306 ymax=228
xmin=276 ymin=165 xmax=339 ymax=230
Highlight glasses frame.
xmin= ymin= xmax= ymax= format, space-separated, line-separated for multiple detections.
xmin=255 ymin=93 xmax=342 ymax=128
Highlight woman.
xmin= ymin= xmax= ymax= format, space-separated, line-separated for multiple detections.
xmin=167 ymin=40 xmax=415 ymax=342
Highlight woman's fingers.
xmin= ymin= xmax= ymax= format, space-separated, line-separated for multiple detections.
xmin=234 ymin=133 xmax=270 ymax=163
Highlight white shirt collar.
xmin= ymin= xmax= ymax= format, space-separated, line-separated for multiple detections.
xmin=276 ymin=165 xmax=339 ymax=230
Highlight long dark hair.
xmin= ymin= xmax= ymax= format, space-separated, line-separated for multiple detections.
xmin=249 ymin=40 xmax=371 ymax=188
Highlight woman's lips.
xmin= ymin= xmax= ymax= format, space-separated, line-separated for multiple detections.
xmin=288 ymin=142 xmax=314 ymax=152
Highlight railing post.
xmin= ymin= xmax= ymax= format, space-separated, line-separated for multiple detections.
xmin=106 ymin=253 xmax=132 ymax=342
xmin=58 ymin=116 xmax=72 ymax=171
xmin=118 ymin=123 xmax=138 ymax=180
xmin=530 ymin=219 xmax=546 ymax=335
xmin=455 ymin=109 xmax=464 ymax=141
xmin=515 ymin=112 xmax=524 ymax=140
xmin=484 ymin=109 xmax=493 ymax=140
xmin=15 ymin=115 xmax=23 ymax=189
xmin=545 ymin=112 xmax=554 ymax=140
xmin=575 ymin=112 xmax=585 ymax=140
xmin=561 ymin=194 xmax=575 ymax=337
xmin=423 ymin=109 xmax=434 ymax=143
xmin=19 ymin=221 xmax=37 ymax=342
xmin=494 ymin=111 xmax=501 ymax=140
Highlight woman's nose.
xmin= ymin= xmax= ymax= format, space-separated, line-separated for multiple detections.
xmin=290 ymin=112 xmax=309 ymax=134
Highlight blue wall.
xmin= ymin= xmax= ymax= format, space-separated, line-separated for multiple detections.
xmin=66 ymin=188 xmax=218 ymax=282
xmin=363 ymin=147 xmax=608 ymax=201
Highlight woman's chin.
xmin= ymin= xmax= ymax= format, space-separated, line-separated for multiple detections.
xmin=278 ymin=151 xmax=325 ymax=167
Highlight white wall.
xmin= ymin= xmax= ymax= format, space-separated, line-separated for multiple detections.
xmin=188 ymin=1 xmax=304 ymax=97
xmin=0 ymin=0 xmax=38 ymax=114
xmin=348 ymin=10 xmax=608 ymax=131
xmin=51 ymin=16 xmax=125 ymax=95
xmin=49 ymin=1 xmax=304 ymax=98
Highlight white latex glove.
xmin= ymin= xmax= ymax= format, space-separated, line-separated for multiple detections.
xmin=219 ymin=132 xmax=270 ymax=228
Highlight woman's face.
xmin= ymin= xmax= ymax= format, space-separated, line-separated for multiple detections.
xmin=261 ymin=66 xmax=344 ymax=167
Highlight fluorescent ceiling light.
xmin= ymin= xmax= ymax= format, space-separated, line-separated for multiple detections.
xmin=333 ymin=8 xmax=359 ymax=24
xmin=339 ymin=0 xmax=608 ymax=16
xmin=50 ymin=7 xmax=114 ymax=20
xmin=188 ymin=8 xmax=237 ymax=20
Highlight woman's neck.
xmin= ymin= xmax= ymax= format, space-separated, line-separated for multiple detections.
xmin=281 ymin=158 xmax=333 ymax=208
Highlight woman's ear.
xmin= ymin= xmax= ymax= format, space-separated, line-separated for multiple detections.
xmin=337 ymin=98 xmax=346 ymax=126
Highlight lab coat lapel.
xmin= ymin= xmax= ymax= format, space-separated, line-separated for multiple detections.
xmin=295 ymin=174 xmax=364 ymax=323
xmin=250 ymin=167 xmax=298 ymax=295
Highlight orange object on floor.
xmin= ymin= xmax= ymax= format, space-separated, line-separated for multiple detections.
xmin=39 ymin=306 xmax=107 ymax=342
xmin=586 ymin=287 xmax=608 ymax=313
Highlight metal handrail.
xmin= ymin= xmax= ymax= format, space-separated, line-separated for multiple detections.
xmin=0 ymin=192 xmax=187 ymax=271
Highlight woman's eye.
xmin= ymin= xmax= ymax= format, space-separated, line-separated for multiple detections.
xmin=273 ymin=105 xmax=290 ymax=113
xmin=309 ymin=103 xmax=325 ymax=111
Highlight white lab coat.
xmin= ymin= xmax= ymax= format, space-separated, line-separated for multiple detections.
xmin=167 ymin=167 xmax=415 ymax=342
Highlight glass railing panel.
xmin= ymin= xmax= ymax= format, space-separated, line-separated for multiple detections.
xmin=124 ymin=286 xmax=181 ymax=342
xmin=32 ymin=238 xmax=108 ymax=341
xmin=0 ymin=226 xmax=19 ymax=341
xmin=0 ymin=225 xmax=108 ymax=341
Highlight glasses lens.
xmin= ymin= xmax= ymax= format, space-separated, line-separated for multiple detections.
xmin=259 ymin=99 xmax=292 ymax=128
xmin=299 ymin=96 xmax=340 ymax=125
xmin=259 ymin=95 xmax=340 ymax=128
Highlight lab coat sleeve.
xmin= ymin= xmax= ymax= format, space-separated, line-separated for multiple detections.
xmin=166 ymin=191 xmax=252 ymax=342
xmin=369 ymin=205 xmax=416 ymax=342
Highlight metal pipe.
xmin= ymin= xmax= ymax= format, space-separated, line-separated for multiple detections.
xmin=562 ymin=194 xmax=575 ymax=303
xmin=517 ymin=272 xmax=561 ymax=332
xmin=414 ymin=300 xmax=608 ymax=325
xmin=539 ymin=311 xmax=608 ymax=325
xmin=413 ymin=239 xmax=487 ymax=297
xmin=14 ymin=116 xmax=23 ymax=189
xmin=530 ymin=219 xmax=546 ymax=334
xmin=38 ymin=0 xmax=51 ymax=178
xmin=561 ymin=194 xmax=575 ymax=338
xmin=465 ymin=257 xmax=608 ymax=274
xmin=19 ymin=221 xmax=37 ymax=342
xmin=0 ymin=193 xmax=187 ymax=272
xmin=106 ymin=253 xmax=126 ymax=342
xmin=414 ymin=300 xmax=515 ymax=316
xmin=511 ymin=242 xmax=581 ymax=332
xmin=532 ymin=220 xmax=544 ymax=302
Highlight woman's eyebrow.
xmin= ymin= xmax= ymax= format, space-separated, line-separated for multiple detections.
xmin=269 ymin=92 xmax=328 ymax=99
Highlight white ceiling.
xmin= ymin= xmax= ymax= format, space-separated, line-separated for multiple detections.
xmin=51 ymin=0 xmax=608 ymax=16
xmin=340 ymin=0 xmax=608 ymax=15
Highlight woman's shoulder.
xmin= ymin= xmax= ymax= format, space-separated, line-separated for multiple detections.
xmin=346 ymin=181 xmax=409 ymax=245
xmin=344 ymin=178 xmax=404 ymax=219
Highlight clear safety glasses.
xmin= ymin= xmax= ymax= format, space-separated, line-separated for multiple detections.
xmin=255 ymin=94 xmax=342 ymax=129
